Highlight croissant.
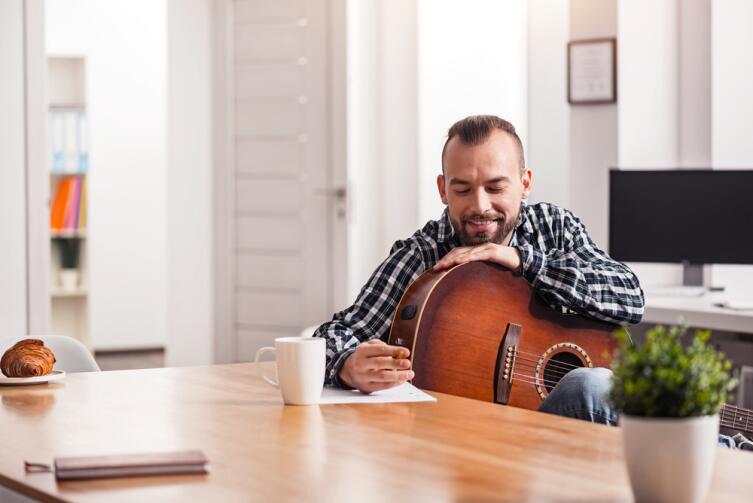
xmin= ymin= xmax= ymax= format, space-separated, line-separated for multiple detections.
xmin=1 ymin=339 xmax=56 ymax=377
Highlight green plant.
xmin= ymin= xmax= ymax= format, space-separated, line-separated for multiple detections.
xmin=610 ymin=325 xmax=737 ymax=418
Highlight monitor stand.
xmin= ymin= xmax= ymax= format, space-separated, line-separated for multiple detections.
xmin=644 ymin=262 xmax=707 ymax=297
xmin=682 ymin=261 xmax=704 ymax=287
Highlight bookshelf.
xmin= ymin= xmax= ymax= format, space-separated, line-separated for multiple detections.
xmin=47 ymin=56 xmax=90 ymax=348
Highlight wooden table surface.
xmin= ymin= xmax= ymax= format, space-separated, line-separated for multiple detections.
xmin=1 ymin=362 xmax=752 ymax=503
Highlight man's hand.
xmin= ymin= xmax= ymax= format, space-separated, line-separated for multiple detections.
xmin=338 ymin=339 xmax=414 ymax=394
xmin=433 ymin=243 xmax=522 ymax=272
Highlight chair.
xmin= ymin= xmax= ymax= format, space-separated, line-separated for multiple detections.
xmin=298 ymin=325 xmax=320 ymax=338
xmin=0 ymin=335 xmax=100 ymax=373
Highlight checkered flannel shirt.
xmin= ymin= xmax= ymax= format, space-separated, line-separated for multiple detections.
xmin=314 ymin=202 xmax=645 ymax=388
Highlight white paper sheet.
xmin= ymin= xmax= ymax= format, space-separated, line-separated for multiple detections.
xmin=318 ymin=382 xmax=437 ymax=404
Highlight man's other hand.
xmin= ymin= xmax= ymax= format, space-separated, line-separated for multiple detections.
xmin=433 ymin=243 xmax=521 ymax=272
xmin=338 ymin=339 xmax=414 ymax=394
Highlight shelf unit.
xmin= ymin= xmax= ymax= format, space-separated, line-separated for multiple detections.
xmin=47 ymin=56 xmax=90 ymax=349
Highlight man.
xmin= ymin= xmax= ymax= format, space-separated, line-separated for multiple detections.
xmin=313 ymin=115 xmax=644 ymax=425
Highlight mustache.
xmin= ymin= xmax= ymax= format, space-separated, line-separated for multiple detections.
xmin=462 ymin=213 xmax=505 ymax=223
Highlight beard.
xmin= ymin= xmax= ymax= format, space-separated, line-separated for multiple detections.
xmin=451 ymin=210 xmax=518 ymax=246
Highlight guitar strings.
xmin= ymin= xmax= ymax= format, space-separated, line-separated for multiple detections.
xmin=512 ymin=349 xmax=587 ymax=370
xmin=511 ymin=355 xmax=580 ymax=375
xmin=511 ymin=354 xmax=584 ymax=376
xmin=509 ymin=375 xmax=550 ymax=387
xmin=510 ymin=373 xmax=564 ymax=388
xmin=511 ymin=360 xmax=572 ymax=380
xmin=720 ymin=404 xmax=753 ymax=428
xmin=722 ymin=403 xmax=753 ymax=416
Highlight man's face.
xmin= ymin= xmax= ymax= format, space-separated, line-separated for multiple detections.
xmin=438 ymin=130 xmax=532 ymax=246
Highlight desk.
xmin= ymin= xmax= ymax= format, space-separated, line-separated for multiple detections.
xmin=1 ymin=363 xmax=752 ymax=502
xmin=644 ymin=294 xmax=753 ymax=334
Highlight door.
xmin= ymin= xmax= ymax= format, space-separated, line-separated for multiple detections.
xmin=226 ymin=0 xmax=344 ymax=360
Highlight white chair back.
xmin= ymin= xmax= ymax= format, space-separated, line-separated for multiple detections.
xmin=0 ymin=335 xmax=100 ymax=373
xmin=298 ymin=325 xmax=320 ymax=338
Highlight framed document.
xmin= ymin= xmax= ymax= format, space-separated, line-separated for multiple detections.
xmin=567 ymin=38 xmax=616 ymax=104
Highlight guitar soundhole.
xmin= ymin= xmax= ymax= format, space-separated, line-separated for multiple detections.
xmin=543 ymin=352 xmax=585 ymax=393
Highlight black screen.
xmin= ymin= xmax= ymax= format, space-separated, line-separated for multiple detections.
xmin=609 ymin=169 xmax=753 ymax=264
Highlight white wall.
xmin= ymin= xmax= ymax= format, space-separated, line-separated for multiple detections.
xmin=346 ymin=0 xmax=388 ymax=299
xmin=346 ymin=0 xmax=528 ymax=301
xmin=711 ymin=0 xmax=753 ymax=300
xmin=527 ymin=0 xmax=569 ymax=207
xmin=0 ymin=0 xmax=28 ymax=338
xmin=679 ymin=0 xmax=711 ymax=167
xmin=417 ymin=0 xmax=528 ymax=224
xmin=567 ymin=0 xmax=617 ymax=249
xmin=712 ymin=0 xmax=753 ymax=169
xmin=166 ymin=0 xmax=213 ymax=366
xmin=46 ymin=0 xmax=168 ymax=350
xmin=346 ymin=0 xmax=420 ymax=301
xmin=618 ymin=0 xmax=679 ymax=168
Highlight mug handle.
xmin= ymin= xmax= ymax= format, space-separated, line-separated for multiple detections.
xmin=254 ymin=346 xmax=279 ymax=387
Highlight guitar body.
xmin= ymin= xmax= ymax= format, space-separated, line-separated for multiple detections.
xmin=388 ymin=261 xmax=618 ymax=411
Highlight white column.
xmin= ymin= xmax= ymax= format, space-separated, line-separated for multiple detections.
xmin=0 ymin=0 xmax=28 ymax=338
xmin=679 ymin=0 xmax=711 ymax=166
xmin=25 ymin=0 xmax=51 ymax=335
xmin=618 ymin=0 xmax=679 ymax=168
xmin=712 ymin=0 xmax=753 ymax=168
xmin=711 ymin=0 xmax=753 ymax=299
xmin=166 ymin=0 xmax=213 ymax=365
xmin=417 ymin=0 xmax=527 ymax=225
xmin=569 ymin=0 xmax=618 ymax=249
xmin=527 ymin=0 xmax=570 ymax=207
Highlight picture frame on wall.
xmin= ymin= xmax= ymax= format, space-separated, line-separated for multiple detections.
xmin=567 ymin=38 xmax=617 ymax=104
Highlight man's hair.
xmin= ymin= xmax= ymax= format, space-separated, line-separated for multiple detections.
xmin=440 ymin=115 xmax=525 ymax=174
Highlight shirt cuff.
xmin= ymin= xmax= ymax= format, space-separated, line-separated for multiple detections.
xmin=329 ymin=347 xmax=357 ymax=389
xmin=515 ymin=244 xmax=546 ymax=284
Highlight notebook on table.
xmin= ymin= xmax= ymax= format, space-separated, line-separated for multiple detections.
xmin=52 ymin=449 xmax=209 ymax=480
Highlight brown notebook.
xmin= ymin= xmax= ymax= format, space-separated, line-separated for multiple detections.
xmin=53 ymin=449 xmax=209 ymax=480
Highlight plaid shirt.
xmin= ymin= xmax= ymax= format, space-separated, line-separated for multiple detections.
xmin=314 ymin=202 xmax=645 ymax=388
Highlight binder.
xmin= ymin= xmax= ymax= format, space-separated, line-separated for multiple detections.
xmin=63 ymin=178 xmax=81 ymax=230
xmin=77 ymin=111 xmax=89 ymax=172
xmin=78 ymin=178 xmax=87 ymax=230
xmin=50 ymin=179 xmax=72 ymax=230
xmin=51 ymin=111 xmax=65 ymax=173
xmin=64 ymin=112 xmax=78 ymax=173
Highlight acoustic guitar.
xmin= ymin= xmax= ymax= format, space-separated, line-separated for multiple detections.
xmin=387 ymin=261 xmax=753 ymax=436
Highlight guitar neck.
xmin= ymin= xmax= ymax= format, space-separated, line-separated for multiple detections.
xmin=721 ymin=403 xmax=753 ymax=435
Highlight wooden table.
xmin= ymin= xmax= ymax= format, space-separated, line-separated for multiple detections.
xmin=1 ymin=363 xmax=752 ymax=502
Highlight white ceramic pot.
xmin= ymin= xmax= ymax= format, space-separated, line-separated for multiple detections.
xmin=621 ymin=414 xmax=719 ymax=503
xmin=59 ymin=269 xmax=80 ymax=291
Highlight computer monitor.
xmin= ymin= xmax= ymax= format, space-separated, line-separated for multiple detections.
xmin=609 ymin=169 xmax=753 ymax=287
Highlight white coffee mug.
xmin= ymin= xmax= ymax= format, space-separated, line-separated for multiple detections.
xmin=254 ymin=337 xmax=326 ymax=405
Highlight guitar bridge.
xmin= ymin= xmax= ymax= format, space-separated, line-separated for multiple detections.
xmin=495 ymin=323 xmax=522 ymax=405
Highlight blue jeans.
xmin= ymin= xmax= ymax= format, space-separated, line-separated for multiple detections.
xmin=538 ymin=367 xmax=618 ymax=425
xmin=539 ymin=367 xmax=742 ymax=448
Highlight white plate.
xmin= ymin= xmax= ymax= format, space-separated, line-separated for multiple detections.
xmin=0 ymin=370 xmax=66 ymax=386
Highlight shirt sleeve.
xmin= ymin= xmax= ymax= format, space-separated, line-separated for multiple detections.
xmin=515 ymin=208 xmax=645 ymax=325
xmin=313 ymin=241 xmax=425 ymax=388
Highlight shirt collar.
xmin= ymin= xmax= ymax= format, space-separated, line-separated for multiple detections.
xmin=437 ymin=208 xmax=457 ymax=244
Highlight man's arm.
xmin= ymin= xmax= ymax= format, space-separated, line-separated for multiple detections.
xmin=313 ymin=241 xmax=425 ymax=388
xmin=516 ymin=209 xmax=645 ymax=324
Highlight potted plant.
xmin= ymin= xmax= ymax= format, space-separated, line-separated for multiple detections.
xmin=610 ymin=325 xmax=737 ymax=503
xmin=55 ymin=237 xmax=81 ymax=291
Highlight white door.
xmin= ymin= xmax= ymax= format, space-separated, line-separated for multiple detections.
xmin=228 ymin=0 xmax=343 ymax=360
